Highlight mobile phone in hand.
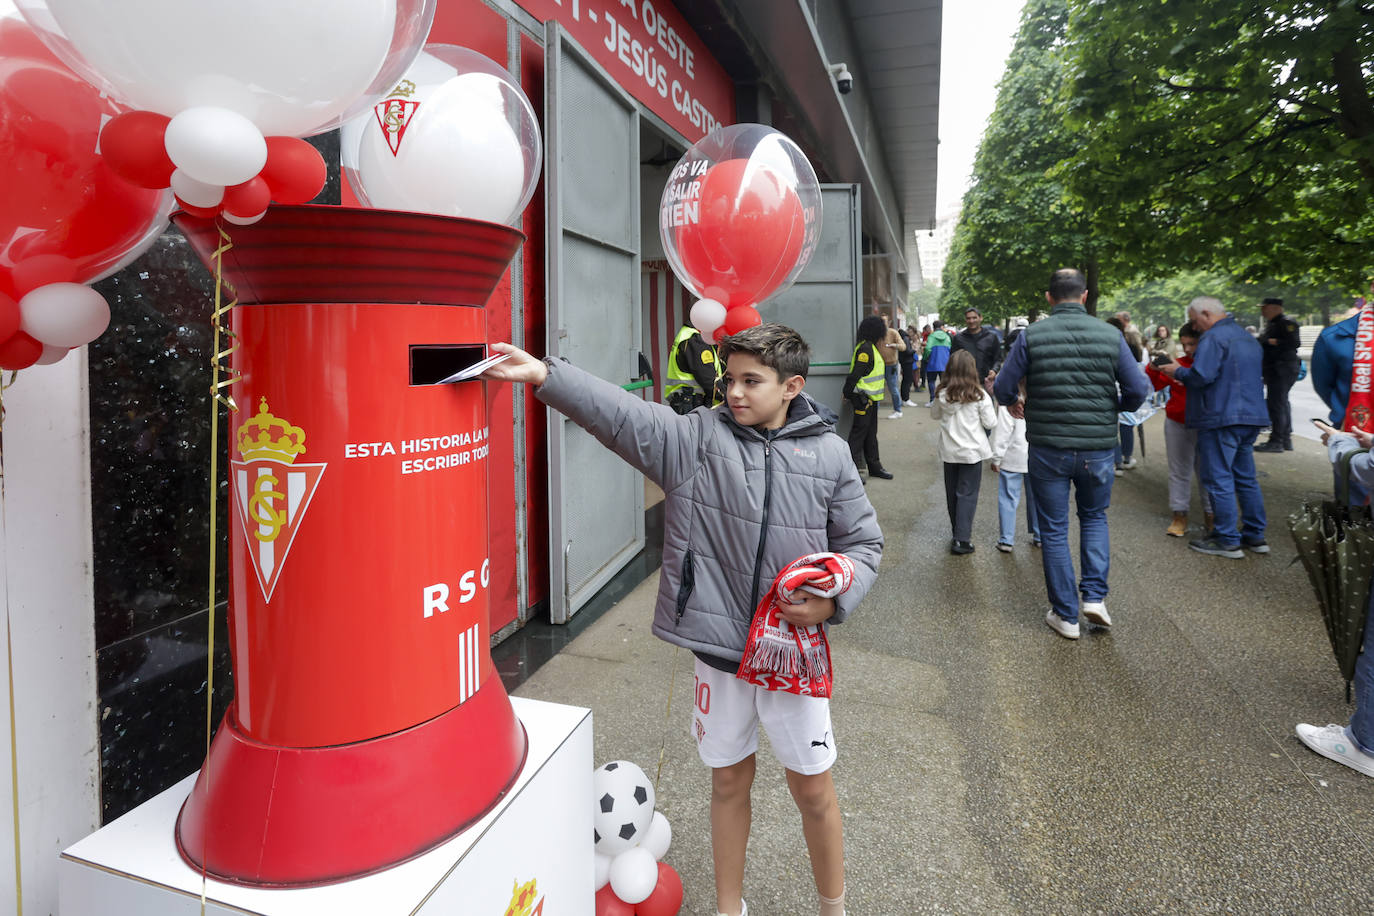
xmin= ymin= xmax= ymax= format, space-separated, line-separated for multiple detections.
xmin=1150 ymin=354 xmax=1173 ymax=367
xmin=1312 ymin=418 xmax=1337 ymax=435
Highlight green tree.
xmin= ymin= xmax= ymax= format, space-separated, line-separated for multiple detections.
xmin=1059 ymin=0 xmax=1373 ymax=289
xmin=944 ymin=0 xmax=1107 ymax=319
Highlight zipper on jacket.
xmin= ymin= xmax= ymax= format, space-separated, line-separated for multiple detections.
xmin=675 ymin=549 xmax=695 ymax=623
xmin=748 ymin=432 xmax=776 ymax=612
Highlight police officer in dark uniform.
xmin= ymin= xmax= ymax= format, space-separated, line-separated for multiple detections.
xmin=1255 ymin=297 xmax=1302 ymax=452
xmin=664 ymin=323 xmax=721 ymax=414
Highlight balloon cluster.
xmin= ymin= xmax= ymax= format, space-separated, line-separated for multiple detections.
xmin=0 ymin=13 xmax=170 ymax=369
xmin=592 ymin=760 xmax=683 ymax=916
xmin=659 ymin=124 xmax=821 ymax=342
xmin=100 ymin=113 xmax=328 ymax=225
xmin=342 ymin=45 xmax=542 ymax=224
xmin=12 ymin=0 xmax=438 ymax=224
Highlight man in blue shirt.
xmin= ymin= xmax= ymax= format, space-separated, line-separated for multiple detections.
xmin=1310 ymin=309 xmax=1361 ymax=427
xmin=994 ymin=269 xmax=1151 ymax=639
xmin=1156 ymin=296 xmax=1270 ymax=558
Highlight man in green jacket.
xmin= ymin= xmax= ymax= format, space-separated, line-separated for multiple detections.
xmin=993 ymin=269 xmax=1151 ymax=640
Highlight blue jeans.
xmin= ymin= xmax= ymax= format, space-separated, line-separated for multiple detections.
xmin=1116 ymin=423 xmax=1135 ymax=464
xmin=1195 ymin=425 xmax=1267 ymax=546
xmin=1353 ymin=589 xmax=1374 ymax=754
xmin=1028 ymin=445 xmax=1116 ymax=623
xmin=884 ymin=364 xmax=902 ymax=407
xmin=996 ymin=469 xmax=1040 ymax=546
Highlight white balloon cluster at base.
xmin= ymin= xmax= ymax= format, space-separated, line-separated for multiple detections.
xmin=592 ymin=760 xmax=673 ymax=906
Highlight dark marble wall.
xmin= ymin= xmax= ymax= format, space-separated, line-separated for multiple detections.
xmin=88 ymin=132 xmax=340 ymax=822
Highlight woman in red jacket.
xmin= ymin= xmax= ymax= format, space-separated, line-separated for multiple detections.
xmin=1145 ymin=322 xmax=1213 ymax=537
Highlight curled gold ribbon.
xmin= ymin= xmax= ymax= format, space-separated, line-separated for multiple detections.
xmin=200 ymin=222 xmax=240 ymax=912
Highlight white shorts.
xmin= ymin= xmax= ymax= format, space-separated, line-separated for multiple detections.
xmin=690 ymin=657 xmax=837 ymax=775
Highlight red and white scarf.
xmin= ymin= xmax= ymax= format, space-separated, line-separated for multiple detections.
xmin=736 ymin=553 xmax=855 ymax=698
xmin=1346 ymin=294 xmax=1374 ymax=432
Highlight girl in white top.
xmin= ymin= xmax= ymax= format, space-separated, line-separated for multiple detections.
xmin=990 ymin=398 xmax=1040 ymax=552
xmin=930 ymin=349 xmax=996 ymax=554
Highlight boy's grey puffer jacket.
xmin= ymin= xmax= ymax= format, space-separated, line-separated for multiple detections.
xmin=536 ymin=358 xmax=883 ymax=662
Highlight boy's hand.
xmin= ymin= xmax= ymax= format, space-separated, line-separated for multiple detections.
xmin=1354 ymin=428 xmax=1374 ymax=450
xmin=481 ymin=342 xmax=547 ymax=386
xmin=778 ymin=592 xmax=836 ymax=628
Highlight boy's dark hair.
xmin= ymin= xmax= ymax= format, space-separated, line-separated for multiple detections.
xmin=718 ymin=323 xmax=812 ymax=380
xmin=1048 ymin=268 xmax=1087 ymax=301
xmin=856 ymin=315 xmax=887 ymax=344
xmin=1178 ymin=321 xmax=1200 ymax=340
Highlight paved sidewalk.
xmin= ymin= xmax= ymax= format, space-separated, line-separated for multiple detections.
xmin=513 ymin=407 xmax=1374 ymax=914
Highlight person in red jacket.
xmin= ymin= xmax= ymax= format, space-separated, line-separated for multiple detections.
xmin=1145 ymin=322 xmax=1214 ymax=537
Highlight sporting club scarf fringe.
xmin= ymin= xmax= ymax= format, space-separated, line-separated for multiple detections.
xmin=736 ymin=553 xmax=855 ymax=697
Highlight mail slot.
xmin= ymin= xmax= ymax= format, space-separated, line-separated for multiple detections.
xmin=171 ymin=206 xmax=528 ymax=886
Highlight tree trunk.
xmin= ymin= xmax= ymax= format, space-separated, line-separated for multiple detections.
xmin=1083 ymin=258 xmax=1100 ymax=315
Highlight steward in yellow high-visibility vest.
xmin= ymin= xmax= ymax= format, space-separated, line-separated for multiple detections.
xmin=842 ymin=316 xmax=894 ymax=479
xmin=665 ymin=324 xmax=721 ymax=414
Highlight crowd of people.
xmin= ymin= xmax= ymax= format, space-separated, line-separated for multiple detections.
xmin=472 ymin=278 xmax=1371 ymax=916
xmin=852 ymin=273 xmax=1374 ymax=786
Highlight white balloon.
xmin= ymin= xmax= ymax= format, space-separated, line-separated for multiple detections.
xmin=641 ymin=811 xmax=672 ymax=861
xmin=33 ymin=344 xmax=68 ymax=366
xmin=164 ymin=107 xmax=267 ymax=187
xmin=608 ymin=847 xmax=657 ymax=906
xmin=690 ymin=298 xmax=727 ymax=336
xmin=349 ymin=77 xmax=523 ymax=220
xmin=593 ymin=852 xmax=611 ymax=891
xmin=169 ymin=170 xmax=224 ymax=208
xmin=28 ymin=0 xmax=401 ymax=137
xmin=342 ymin=46 xmax=542 ymax=223
xmin=19 ymin=284 xmax=109 ymax=348
xmin=222 ymin=210 xmax=267 ymax=226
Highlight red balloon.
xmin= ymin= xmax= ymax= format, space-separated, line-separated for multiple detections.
xmin=595 ymin=884 xmax=636 ymax=916
xmin=260 ymin=136 xmax=327 ymax=205
xmin=721 ymin=306 xmax=763 ymax=337
xmin=99 ymin=111 xmax=175 ymax=189
xmin=0 ymin=331 xmax=43 ymax=370
xmin=175 ymin=198 xmax=221 ymax=220
xmin=0 ymin=17 xmax=57 ymax=62
xmin=10 ymin=255 xmax=77 ymax=297
xmin=712 ymin=326 xmax=728 ymax=344
xmin=0 ymin=293 xmax=19 ymax=343
xmin=635 ymin=863 xmax=684 ymax=916
xmin=223 ymin=176 xmax=271 ymax=218
xmin=0 ymin=27 xmax=169 ymax=295
xmin=673 ymin=158 xmax=806 ymax=309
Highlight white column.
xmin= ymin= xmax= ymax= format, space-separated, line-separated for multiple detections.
xmin=0 ymin=351 xmax=101 ymax=914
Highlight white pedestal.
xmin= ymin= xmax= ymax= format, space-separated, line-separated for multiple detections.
xmin=59 ymin=698 xmax=593 ymax=915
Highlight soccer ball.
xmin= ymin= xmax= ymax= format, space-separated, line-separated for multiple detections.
xmin=592 ymin=760 xmax=656 ymax=855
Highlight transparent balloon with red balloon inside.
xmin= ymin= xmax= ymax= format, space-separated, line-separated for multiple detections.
xmin=659 ymin=124 xmax=821 ymax=343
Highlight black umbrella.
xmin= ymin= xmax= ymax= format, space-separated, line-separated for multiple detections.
xmin=1289 ymin=449 xmax=1374 ymax=701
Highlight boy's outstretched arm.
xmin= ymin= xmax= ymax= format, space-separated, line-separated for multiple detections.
xmin=481 ymin=341 xmax=694 ymax=491
xmin=481 ymin=342 xmax=547 ymax=386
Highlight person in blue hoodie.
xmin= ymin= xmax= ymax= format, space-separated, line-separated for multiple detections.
xmin=1156 ymin=296 xmax=1270 ymax=559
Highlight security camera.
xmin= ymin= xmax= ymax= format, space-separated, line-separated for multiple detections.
xmin=829 ymin=63 xmax=853 ymax=95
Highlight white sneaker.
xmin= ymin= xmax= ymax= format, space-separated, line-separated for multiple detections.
xmin=1122 ymin=457 xmax=1139 ymax=469
xmin=1113 ymin=467 xmax=1125 ymax=477
xmin=1045 ymin=609 xmax=1079 ymax=640
xmin=1296 ymin=723 xmax=1374 ymax=777
xmin=1081 ymin=600 xmax=1111 ymax=627
xmin=886 ymin=411 xmax=903 ymax=419
xmin=716 ymin=901 xmax=748 ymax=916
xmin=904 ymin=399 xmax=918 ymax=407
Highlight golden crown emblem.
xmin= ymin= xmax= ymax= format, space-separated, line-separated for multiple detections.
xmin=236 ymin=397 xmax=307 ymax=464
xmin=503 ymin=878 xmax=538 ymax=916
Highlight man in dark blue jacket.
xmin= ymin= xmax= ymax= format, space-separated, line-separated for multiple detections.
xmin=1157 ymin=296 xmax=1269 ymax=558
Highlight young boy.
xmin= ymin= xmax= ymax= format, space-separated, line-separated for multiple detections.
xmin=483 ymin=324 xmax=883 ymax=916
xmin=1145 ymin=322 xmax=1214 ymax=536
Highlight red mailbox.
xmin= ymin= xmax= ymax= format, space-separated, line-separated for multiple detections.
xmin=172 ymin=206 xmax=528 ymax=886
